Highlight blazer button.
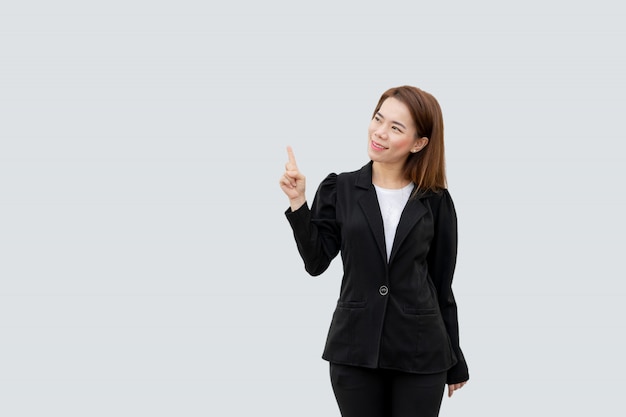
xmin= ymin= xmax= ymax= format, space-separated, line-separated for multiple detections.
xmin=379 ymin=285 xmax=388 ymax=296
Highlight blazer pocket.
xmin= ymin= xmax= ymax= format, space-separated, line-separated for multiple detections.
xmin=337 ymin=300 xmax=366 ymax=309
xmin=403 ymin=306 xmax=438 ymax=316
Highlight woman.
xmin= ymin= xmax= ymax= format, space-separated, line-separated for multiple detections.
xmin=279 ymin=85 xmax=469 ymax=417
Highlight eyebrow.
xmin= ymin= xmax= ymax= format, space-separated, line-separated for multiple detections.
xmin=376 ymin=112 xmax=407 ymax=130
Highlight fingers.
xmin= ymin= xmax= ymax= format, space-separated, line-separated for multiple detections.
xmin=282 ymin=172 xmax=298 ymax=188
xmin=280 ymin=145 xmax=305 ymax=203
xmin=286 ymin=145 xmax=298 ymax=170
xmin=447 ymin=381 xmax=467 ymax=397
xmin=283 ymin=145 xmax=302 ymax=187
xmin=279 ymin=173 xmax=296 ymax=189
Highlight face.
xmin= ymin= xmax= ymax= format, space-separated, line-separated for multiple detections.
xmin=367 ymin=97 xmax=425 ymax=166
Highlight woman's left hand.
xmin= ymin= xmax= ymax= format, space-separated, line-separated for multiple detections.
xmin=447 ymin=381 xmax=467 ymax=397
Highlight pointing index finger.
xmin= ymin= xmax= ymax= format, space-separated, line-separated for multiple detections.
xmin=286 ymin=145 xmax=298 ymax=169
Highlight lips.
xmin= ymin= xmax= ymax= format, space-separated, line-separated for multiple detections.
xmin=370 ymin=140 xmax=387 ymax=151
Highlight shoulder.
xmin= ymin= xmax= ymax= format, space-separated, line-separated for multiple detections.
xmin=420 ymin=187 xmax=453 ymax=201
xmin=338 ymin=161 xmax=373 ymax=188
xmin=318 ymin=172 xmax=338 ymax=194
xmin=320 ymin=161 xmax=371 ymax=189
xmin=419 ymin=188 xmax=456 ymax=213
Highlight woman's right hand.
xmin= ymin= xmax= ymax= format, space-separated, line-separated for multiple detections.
xmin=279 ymin=145 xmax=306 ymax=211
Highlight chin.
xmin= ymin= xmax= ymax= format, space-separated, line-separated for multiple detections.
xmin=366 ymin=141 xmax=379 ymax=159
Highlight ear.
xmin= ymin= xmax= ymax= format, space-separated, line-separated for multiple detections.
xmin=411 ymin=137 xmax=429 ymax=153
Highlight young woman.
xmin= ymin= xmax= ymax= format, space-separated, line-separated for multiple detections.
xmin=279 ymin=85 xmax=469 ymax=417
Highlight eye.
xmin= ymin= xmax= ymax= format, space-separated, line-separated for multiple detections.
xmin=392 ymin=126 xmax=403 ymax=133
xmin=374 ymin=115 xmax=381 ymax=122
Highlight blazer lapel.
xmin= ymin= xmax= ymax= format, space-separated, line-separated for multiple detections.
xmin=388 ymin=195 xmax=428 ymax=265
xmin=356 ymin=163 xmax=387 ymax=262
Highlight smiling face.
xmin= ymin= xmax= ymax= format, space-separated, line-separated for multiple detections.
xmin=367 ymin=97 xmax=427 ymax=168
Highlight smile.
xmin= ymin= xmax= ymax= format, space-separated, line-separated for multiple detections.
xmin=370 ymin=140 xmax=387 ymax=151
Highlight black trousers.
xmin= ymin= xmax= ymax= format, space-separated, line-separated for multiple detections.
xmin=329 ymin=363 xmax=446 ymax=417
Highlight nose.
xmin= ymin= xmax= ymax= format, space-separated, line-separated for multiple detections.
xmin=374 ymin=126 xmax=388 ymax=140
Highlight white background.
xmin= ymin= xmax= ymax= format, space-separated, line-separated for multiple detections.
xmin=1 ymin=1 xmax=625 ymax=416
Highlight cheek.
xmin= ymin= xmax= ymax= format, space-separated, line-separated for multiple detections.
xmin=393 ymin=136 xmax=414 ymax=149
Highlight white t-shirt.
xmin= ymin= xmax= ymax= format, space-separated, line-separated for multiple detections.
xmin=374 ymin=182 xmax=415 ymax=261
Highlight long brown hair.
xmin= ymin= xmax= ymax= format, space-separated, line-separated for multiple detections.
xmin=372 ymin=86 xmax=447 ymax=193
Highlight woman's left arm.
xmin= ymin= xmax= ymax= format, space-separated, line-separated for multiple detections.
xmin=427 ymin=189 xmax=469 ymax=386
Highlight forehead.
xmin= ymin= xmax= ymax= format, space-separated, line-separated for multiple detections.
xmin=378 ymin=97 xmax=414 ymax=126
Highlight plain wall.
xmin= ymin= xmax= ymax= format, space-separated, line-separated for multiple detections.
xmin=1 ymin=1 xmax=624 ymax=415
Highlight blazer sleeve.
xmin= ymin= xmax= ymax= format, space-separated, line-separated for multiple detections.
xmin=284 ymin=173 xmax=341 ymax=276
xmin=427 ymin=189 xmax=470 ymax=384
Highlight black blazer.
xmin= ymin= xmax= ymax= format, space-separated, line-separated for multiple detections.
xmin=285 ymin=162 xmax=469 ymax=384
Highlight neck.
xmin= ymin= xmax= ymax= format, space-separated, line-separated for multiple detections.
xmin=372 ymin=161 xmax=409 ymax=189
